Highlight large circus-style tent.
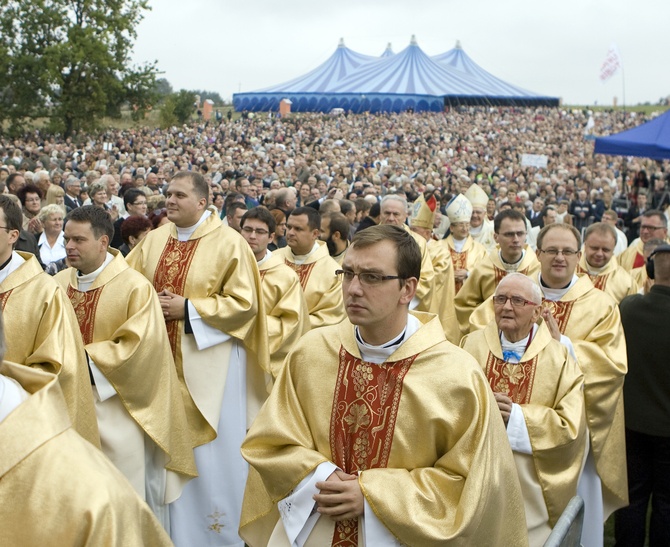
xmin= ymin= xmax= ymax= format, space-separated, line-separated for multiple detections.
xmin=233 ymin=37 xmax=559 ymax=113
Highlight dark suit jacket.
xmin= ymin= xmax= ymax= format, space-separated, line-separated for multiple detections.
xmin=63 ymin=194 xmax=81 ymax=211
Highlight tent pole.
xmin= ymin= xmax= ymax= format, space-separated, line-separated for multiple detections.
xmin=621 ymin=61 xmax=626 ymax=122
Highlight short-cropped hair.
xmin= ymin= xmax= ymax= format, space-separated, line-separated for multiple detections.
xmin=350 ymin=224 xmax=421 ymax=281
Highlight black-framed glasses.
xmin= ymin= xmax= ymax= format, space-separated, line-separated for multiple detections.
xmin=500 ymin=231 xmax=526 ymax=239
xmin=539 ymin=248 xmax=579 ymax=257
xmin=0 ymin=226 xmax=17 ymax=231
xmin=493 ymin=295 xmax=539 ymax=308
xmin=640 ymin=225 xmax=665 ymax=232
xmin=241 ymin=226 xmax=269 ymax=236
xmin=335 ymin=269 xmax=403 ymax=286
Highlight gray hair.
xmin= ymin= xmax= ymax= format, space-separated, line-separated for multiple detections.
xmin=381 ymin=194 xmax=407 ymax=208
xmin=496 ymin=272 xmax=543 ymax=304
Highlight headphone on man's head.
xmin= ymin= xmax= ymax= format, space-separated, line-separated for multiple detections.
xmin=646 ymin=244 xmax=670 ymax=279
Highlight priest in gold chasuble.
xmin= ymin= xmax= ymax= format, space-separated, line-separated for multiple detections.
xmin=576 ymin=223 xmax=638 ymax=303
xmin=55 ymin=206 xmax=196 ymax=528
xmin=0 ymin=195 xmax=98 ymax=447
xmin=241 ymin=207 xmax=309 ymax=382
xmin=618 ymin=210 xmax=669 ymax=272
xmin=455 ymin=209 xmax=540 ymax=339
xmin=127 ymin=172 xmax=269 ymax=547
xmin=437 ymin=194 xmax=487 ymax=294
xmin=274 ymin=207 xmax=345 ymax=330
xmin=0 ymin=361 xmax=173 ymax=546
xmin=240 ymin=225 xmax=528 ymax=547
xmin=469 ymin=224 xmax=628 ymax=547
xmin=461 ymin=273 xmax=586 ymax=547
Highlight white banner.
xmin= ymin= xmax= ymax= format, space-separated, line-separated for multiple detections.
xmin=521 ymin=154 xmax=548 ymax=168
xmin=600 ymin=43 xmax=621 ymax=82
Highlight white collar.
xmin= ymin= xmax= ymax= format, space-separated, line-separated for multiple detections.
xmin=176 ymin=209 xmax=211 ymax=242
xmin=539 ymin=273 xmax=579 ymax=301
xmin=76 ymin=252 xmax=114 ymax=291
xmin=500 ymin=324 xmax=536 ymax=363
xmin=291 ymin=241 xmax=320 ymax=265
xmin=355 ymin=314 xmax=421 ymax=365
xmin=257 ymin=249 xmax=272 ymax=266
xmin=499 ymin=249 xmax=525 ymax=270
xmin=0 ymin=252 xmax=26 ymax=285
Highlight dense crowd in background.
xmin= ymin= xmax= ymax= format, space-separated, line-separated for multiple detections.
xmin=1 ymin=106 xmax=669 ymax=269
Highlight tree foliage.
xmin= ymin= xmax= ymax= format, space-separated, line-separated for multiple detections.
xmin=190 ymin=89 xmax=225 ymax=105
xmin=159 ymin=90 xmax=196 ymax=129
xmin=0 ymin=0 xmax=158 ymax=137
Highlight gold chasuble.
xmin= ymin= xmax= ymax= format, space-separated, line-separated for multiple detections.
xmin=404 ymin=226 xmax=436 ymax=313
xmin=469 ymin=275 xmax=628 ymax=515
xmin=455 ymin=247 xmax=541 ymax=338
xmin=0 ymin=362 xmax=172 ymax=546
xmin=426 ymin=239 xmax=460 ymax=343
xmin=275 ymin=241 xmax=345 ymax=330
xmin=240 ymin=313 xmax=528 ymax=547
xmin=438 ymin=234 xmax=487 ymax=294
xmin=258 ymin=252 xmax=310 ymax=380
xmin=126 ymin=213 xmax=269 ymax=448
xmin=618 ymin=238 xmax=645 ymax=271
xmin=55 ymin=251 xmax=197 ymax=485
xmin=461 ymin=322 xmax=586 ymax=532
xmin=576 ymin=255 xmax=638 ymax=303
xmin=0 ymin=252 xmax=99 ymax=446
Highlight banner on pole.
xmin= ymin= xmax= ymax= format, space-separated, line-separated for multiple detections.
xmin=600 ymin=44 xmax=621 ymax=83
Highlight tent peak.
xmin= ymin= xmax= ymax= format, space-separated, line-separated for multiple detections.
xmin=410 ymin=35 xmax=418 ymax=46
xmin=385 ymin=42 xmax=393 ymax=51
xmin=338 ymin=38 xmax=345 ymax=48
xmin=455 ymin=40 xmax=462 ymax=49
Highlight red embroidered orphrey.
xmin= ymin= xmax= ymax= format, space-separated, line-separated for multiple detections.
xmin=450 ymin=248 xmax=468 ymax=293
xmin=152 ymin=238 xmax=200 ymax=356
xmin=328 ymin=346 xmax=415 ymax=547
xmin=485 ymin=352 xmax=539 ymax=404
xmin=577 ymin=265 xmax=609 ymax=291
xmin=494 ymin=265 xmax=531 ymax=286
xmin=283 ymin=260 xmax=316 ymax=291
xmin=66 ymin=286 xmax=104 ymax=345
xmin=541 ymin=299 xmax=575 ymax=334
xmin=0 ymin=289 xmax=13 ymax=311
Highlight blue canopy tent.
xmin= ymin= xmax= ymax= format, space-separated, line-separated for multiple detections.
xmin=594 ymin=110 xmax=670 ymax=160
xmin=432 ymin=41 xmax=559 ymax=107
xmin=233 ymin=37 xmax=559 ymax=113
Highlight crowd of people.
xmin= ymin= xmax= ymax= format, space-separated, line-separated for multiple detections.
xmin=0 ymin=106 xmax=669 ymax=546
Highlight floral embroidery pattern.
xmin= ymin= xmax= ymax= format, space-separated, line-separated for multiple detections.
xmin=0 ymin=289 xmax=13 ymax=311
xmin=66 ymin=286 xmax=103 ymax=344
xmin=206 ymin=509 xmax=225 ymax=534
xmin=485 ymin=352 xmax=538 ymax=404
xmin=152 ymin=238 xmax=200 ymax=356
xmin=329 ymin=346 xmax=415 ymax=547
xmin=283 ymin=260 xmax=316 ymax=291
xmin=541 ymin=300 xmax=575 ymax=334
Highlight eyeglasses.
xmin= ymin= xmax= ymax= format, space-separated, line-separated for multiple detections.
xmin=640 ymin=225 xmax=665 ymax=232
xmin=493 ymin=295 xmax=539 ymax=307
xmin=335 ymin=269 xmax=403 ymax=286
xmin=133 ymin=201 xmax=147 ymax=206
xmin=0 ymin=226 xmax=17 ymax=232
xmin=241 ymin=226 xmax=269 ymax=236
xmin=539 ymin=248 xmax=579 ymax=257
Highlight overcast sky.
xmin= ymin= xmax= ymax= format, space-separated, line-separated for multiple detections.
xmin=132 ymin=0 xmax=669 ymax=107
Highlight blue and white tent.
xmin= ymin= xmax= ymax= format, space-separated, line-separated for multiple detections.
xmin=432 ymin=41 xmax=558 ymax=106
xmin=233 ymin=37 xmax=559 ymax=113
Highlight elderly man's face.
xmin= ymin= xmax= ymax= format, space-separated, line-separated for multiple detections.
xmin=380 ymin=200 xmax=407 ymax=226
xmin=494 ymin=276 xmax=541 ymax=343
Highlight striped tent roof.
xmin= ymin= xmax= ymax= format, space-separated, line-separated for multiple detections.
xmin=254 ymin=38 xmax=375 ymax=93
xmin=329 ymin=36 xmax=496 ymax=96
xmin=432 ymin=41 xmax=544 ymax=99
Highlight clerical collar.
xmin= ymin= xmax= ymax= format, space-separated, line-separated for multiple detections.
xmin=291 ymin=241 xmax=320 ymax=265
xmin=0 ymin=254 xmax=12 ymax=272
xmin=452 ymin=237 xmax=466 ymax=252
xmin=76 ymin=252 xmax=114 ymax=292
xmin=0 ymin=252 xmax=25 ymax=285
xmin=539 ymin=273 xmax=578 ymax=301
xmin=470 ymin=224 xmax=483 ymax=235
xmin=354 ymin=314 xmax=421 ymax=365
xmin=257 ymin=249 xmax=272 ymax=266
xmin=176 ymin=209 xmax=212 ymax=242
xmin=500 ymin=324 xmax=536 ymax=363
xmin=585 ymin=261 xmax=607 ymax=275
xmin=500 ymin=249 xmax=525 ymax=271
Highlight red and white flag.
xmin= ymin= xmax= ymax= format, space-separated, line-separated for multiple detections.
xmin=600 ymin=44 xmax=621 ymax=82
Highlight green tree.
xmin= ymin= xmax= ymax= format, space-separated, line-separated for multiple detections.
xmin=0 ymin=0 xmax=157 ymax=137
xmin=159 ymin=90 xmax=196 ymax=129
